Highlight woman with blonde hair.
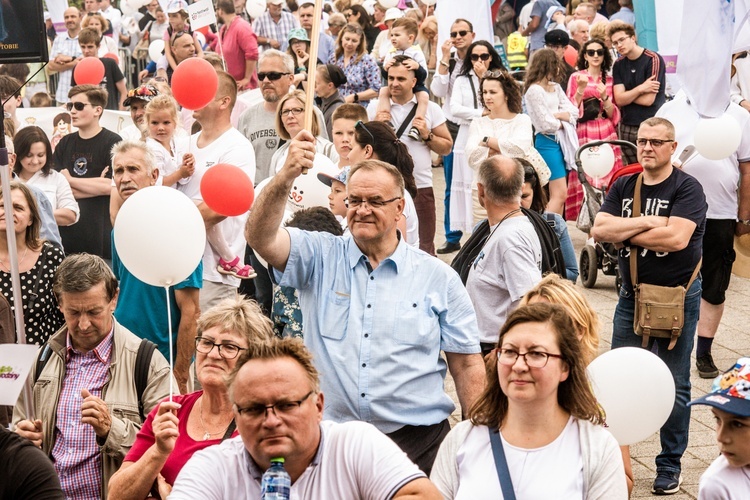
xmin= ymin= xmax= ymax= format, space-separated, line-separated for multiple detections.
xmin=329 ymin=23 xmax=381 ymax=106
xmin=81 ymin=12 xmax=118 ymax=57
xmin=417 ymin=16 xmax=439 ymax=71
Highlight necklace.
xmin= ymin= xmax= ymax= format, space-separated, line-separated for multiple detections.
xmin=0 ymin=246 xmax=28 ymax=272
xmin=198 ymin=397 xmax=232 ymax=441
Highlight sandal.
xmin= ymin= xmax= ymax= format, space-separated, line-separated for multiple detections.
xmin=217 ymin=256 xmax=257 ymax=280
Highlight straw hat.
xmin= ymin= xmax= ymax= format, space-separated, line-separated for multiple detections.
xmin=732 ymin=234 xmax=750 ymax=278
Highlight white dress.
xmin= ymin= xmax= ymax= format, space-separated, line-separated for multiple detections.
xmin=24 ymin=170 xmax=80 ymax=223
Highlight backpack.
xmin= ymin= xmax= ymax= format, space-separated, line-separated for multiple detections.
xmin=451 ymin=208 xmax=566 ymax=284
xmin=34 ymin=338 xmax=157 ymax=421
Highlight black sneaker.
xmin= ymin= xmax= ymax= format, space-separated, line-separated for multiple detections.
xmin=652 ymin=472 xmax=682 ymax=495
xmin=696 ymin=352 xmax=720 ymax=379
xmin=407 ymin=126 xmax=422 ymax=141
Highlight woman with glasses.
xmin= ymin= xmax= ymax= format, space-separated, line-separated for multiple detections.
xmin=347 ymin=120 xmax=420 ymax=248
xmin=431 ymin=303 xmax=628 ymax=499
xmin=564 ymin=38 xmax=623 ymax=223
xmin=449 ymin=41 xmax=505 ymax=232
xmin=108 ymin=296 xmax=274 ymax=499
xmin=270 ymin=90 xmax=339 ymax=175
xmin=329 ymin=24 xmax=381 ymax=107
xmin=524 ymin=48 xmax=579 ymax=216
xmin=346 ymin=4 xmax=380 ymax=52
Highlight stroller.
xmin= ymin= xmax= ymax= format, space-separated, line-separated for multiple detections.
xmin=575 ymin=140 xmax=641 ymax=291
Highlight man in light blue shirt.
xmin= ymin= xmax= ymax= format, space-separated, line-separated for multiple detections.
xmin=246 ymin=132 xmax=485 ymax=476
xmin=610 ymin=0 xmax=636 ymax=27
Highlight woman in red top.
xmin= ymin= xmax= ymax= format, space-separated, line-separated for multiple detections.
xmin=107 ymin=296 xmax=274 ymax=499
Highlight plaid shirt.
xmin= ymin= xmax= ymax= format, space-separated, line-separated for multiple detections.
xmin=252 ymin=10 xmax=299 ymax=52
xmin=51 ymin=330 xmax=114 ymax=500
xmin=50 ymin=32 xmax=83 ymax=104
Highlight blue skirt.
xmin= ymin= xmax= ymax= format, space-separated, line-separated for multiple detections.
xmin=535 ymin=133 xmax=567 ymax=181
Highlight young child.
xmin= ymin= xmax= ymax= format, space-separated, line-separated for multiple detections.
xmin=163 ymin=1 xmax=203 ymax=73
xmin=329 ymin=103 xmax=368 ymax=169
xmin=317 ymin=166 xmax=349 ymax=232
xmin=376 ymin=18 xmax=429 ymax=141
xmin=688 ymin=357 xmax=750 ymax=498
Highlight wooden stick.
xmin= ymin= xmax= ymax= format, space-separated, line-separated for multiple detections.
xmin=301 ymin=0 xmax=323 ymax=174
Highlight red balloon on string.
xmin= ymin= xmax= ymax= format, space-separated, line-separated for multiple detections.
xmin=200 ymin=164 xmax=255 ymax=216
xmin=171 ymin=58 xmax=219 ymax=110
xmin=564 ymin=45 xmax=578 ymax=67
xmin=103 ymin=52 xmax=119 ymax=65
xmin=74 ymin=57 xmax=105 ymax=85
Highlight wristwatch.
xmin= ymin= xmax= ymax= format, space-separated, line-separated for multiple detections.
xmin=353 ymin=93 xmax=359 ymax=103
xmin=424 ymin=132 xmax=434 ymax=142
xmin=482 ymin=136 xmax=489 ymax=146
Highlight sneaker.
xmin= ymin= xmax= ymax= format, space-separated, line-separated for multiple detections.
xmin=218 ymin=256 xmax=258 ymax=280
xmin=652 ymin=471 xmax=682 ymax=495
xmin=407 ymin=126 xmax=422 ymax=141
xmin=696 ymin=352 xmax=720 ymax=379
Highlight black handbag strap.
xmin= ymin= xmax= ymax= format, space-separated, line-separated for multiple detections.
xmin=395 ymin=103 xmax=419 ymax=139
xmin=468 ymin=75 xmax=478 ymax=109
xmin=222 ymin=419 xmax=236 ymax=440
xmin=488 ymin=428 xmax=516 ymax=500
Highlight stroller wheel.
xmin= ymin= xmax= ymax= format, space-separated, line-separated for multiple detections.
xmin=579 ymin=245 xmax=598 ymax=288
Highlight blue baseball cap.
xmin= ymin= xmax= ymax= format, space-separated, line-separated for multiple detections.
xmin=688 ymin=357 xmax=750 ymax=417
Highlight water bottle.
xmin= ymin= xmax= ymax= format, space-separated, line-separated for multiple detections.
xmin=260 ymin=457 xmax=291 ymax=499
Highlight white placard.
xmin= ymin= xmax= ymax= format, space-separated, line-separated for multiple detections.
xmin=0 ymin=344 xmax=39 ymax=405
xmin=188 ymin=0 xmax=217 ymax=31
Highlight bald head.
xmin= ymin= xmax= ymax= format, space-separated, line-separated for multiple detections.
xmin=477 ymin=156 xmax=524 ymax=205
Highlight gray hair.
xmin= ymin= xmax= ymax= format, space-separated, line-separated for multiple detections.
xmin=349 ymin=159 xmax=405 ymax=197
xmin=568 ymin=19 xmax=590 ymax=35
xmin=259 ymin=49 xmax=294 ymax=74
xmin=197 ymin=295 xmax=274 ymax=350
xmin=477 ymin=155 xmax=524 ymax=205
xmin=53 ymin=253 xmax=119 ymax=302
xmin=111 ymin=140 xmax=156 ymax=175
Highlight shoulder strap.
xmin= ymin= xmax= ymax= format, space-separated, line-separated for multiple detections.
xmin=395 ymin=104 xmax=419 ymax=139
xmin=34 ymin=342 xmax=53 ymax=383
xmin=222 ymin=420 xmax=237 ymax=440
xmin=28 ymin=243 xmax=50 ymax=308
xmin=135 ymin=339 xmax=158 ymax=420
xmin=629 ymin=173 xmax=643 ymax=288
xmin=468 ymin=75 xmax=478 ymax=109
xmin=488 ymin=428 xmax=516 ymax=500
xmin=449 ymin=57 xmax=457 ymax=76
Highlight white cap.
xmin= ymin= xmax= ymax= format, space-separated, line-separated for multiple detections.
xmin=44 ymin=11 xmax=51 ymax=21
xmin=267 ymin=0 xmax=285 ymax=5
xmin=383 ymin=7 xmax=404 ymax=22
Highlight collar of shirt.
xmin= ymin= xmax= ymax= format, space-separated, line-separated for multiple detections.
xmin=346 ymin=231 xmax=407 ymax=271
xmin=65 ymin=324 xmax=114 ymax=364
xmin=244 ymin=422 xmax=328 ymax=481
xmin=390 ymin=94 xmax=418 ymax=107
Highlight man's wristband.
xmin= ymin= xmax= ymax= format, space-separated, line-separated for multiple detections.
xmin=439 ymin=60 xmax=450 ymax=68
xmin=739 ymin=219 xmax=750 ymax=226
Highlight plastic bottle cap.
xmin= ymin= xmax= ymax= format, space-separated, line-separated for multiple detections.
xmin=270 ymin=457 xmax=285 ymax=464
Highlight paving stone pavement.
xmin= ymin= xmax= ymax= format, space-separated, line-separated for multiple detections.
xmin=429 ymin=163 xmax=748 ymax=499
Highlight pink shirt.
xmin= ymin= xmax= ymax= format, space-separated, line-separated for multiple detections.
xmin=218 ymin=16 xmax=259 ymax=90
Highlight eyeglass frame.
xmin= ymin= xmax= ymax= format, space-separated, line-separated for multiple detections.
xmin=354 ymin=120 xmax=375 ymax=145
xmin=234 ymin=390 xmax=315 ymax=419
xmin=66 ymin=101 xmax=94 ymax=112
xmin=495 ymin=347 xmax=565 ymax=368
xmin=194 ymin=336 xmax=247 ymax=359
xmin=611 ymin=35 xmax=632 ymax=46
xmin=450 ymin=30 xmax=470 ymax=38
xmin=257 ymin=71 xmax=291 ymax=82
xmin=585 ymin=49 xmax=605 ymax=57
xmin=344 ymin=196 xmax=402 ymax=209
xmin=470 ymin=53 xmax=491 ymax=62
xmin=280 ymin=107 xmax=304 ymax=117
xmin=636 ymin=138 xmax=675 ymax=148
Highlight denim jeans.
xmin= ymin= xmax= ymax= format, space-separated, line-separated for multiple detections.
xmin=611 ymin=278 xmax=702 ymax=475
xmin=442 ymin=152 xmax=463 ymax=245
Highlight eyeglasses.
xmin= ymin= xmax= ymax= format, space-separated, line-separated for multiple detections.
xmin=235 ymin=391 xmax=315 ymax=419
xmin=636 ymin=138 xmax=674 ymax=148
xmin=281 ymin=107 xmax=304 ymax=117
xmin=611 ymin=36 xmax=630 ymax=46
xmin=344 ymin=196 xmax=402 ymax=209
xmin=450 ymin=30 xmax=470 ymax=38
xmin=194 ymin=336 xmax=247 ymax=359
xmin=354 ymin=120 xmax=374 ymax=144
xmin=585 ymin=49 xmax=605 ymax=56
xmin=470 ymin=53 xmax=491 ymax=62
xmin=66 ymin=101 xmax=92 ymax=111
xmin=496 ymin=348 xmax=564 ymax=368
xmin=257 ymin=71 xmax=290 ymax=81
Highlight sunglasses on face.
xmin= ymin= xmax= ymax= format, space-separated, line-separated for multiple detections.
xmin=471 ymin=53 xmax=491 ymax=62
xmin=450 ymin=30 xmax=469 ymax=38
xmin=586 ymin=49 xmax=605 ymax=57
xmin=257 ymin=71 xmax=290 ymax=81
xmin=66 ymin=101 xmax=92 ymax=111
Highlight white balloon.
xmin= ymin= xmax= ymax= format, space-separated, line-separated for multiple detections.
xmin=378 ymin=0 xmax=399 ymax=8
xmin=114 ymin=187 xmax=206 ymax=287
xmin=286 ymin=154 xmax=339 ymax=212
xmin=421 ymin=0 xmax=437 ymax=5
xmin=588 ymin=348 xmax=675 ymax=446
xmin=148 ymin=39 xmax=165 ymax=63
xmin=694 ymin=113 xmax=742 ymax=161
xmin=245 ymin=0 xmax=266 ymax=20
xmin=580 ymin=143 xmax=615 ymax=178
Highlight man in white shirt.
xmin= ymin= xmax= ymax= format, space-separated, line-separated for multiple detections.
xmin=49 ymin=7 xmax=83 ymax=105
xmin=170 ymin=338 xmax=440 ymax=499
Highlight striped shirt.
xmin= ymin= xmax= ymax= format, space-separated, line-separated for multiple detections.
xmin=252 ymin=10 xmax=299 ymax=52
xmin=51 ymin=330 xmax=114 ymax=500
xmin=50 ymin=32 xmax=83 ymax=104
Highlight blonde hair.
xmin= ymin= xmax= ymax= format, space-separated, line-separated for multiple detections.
xmin=275 ymin=89 xmax=321 ymax=140
xmin=520 ymin=274 xmax=600 ymax=365
xmin=144 ymin=94 xmax=180 ymax=126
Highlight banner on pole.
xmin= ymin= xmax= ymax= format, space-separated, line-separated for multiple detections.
xmin=188 ymin=0 xmax=217 ymax=31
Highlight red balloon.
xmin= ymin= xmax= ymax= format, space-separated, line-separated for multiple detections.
xmin=564 ymin=45 xmax=578 ymax=68
xmin=200 ymin=164 xmax=255 ymax=216
xmin=74 ymin=57 xmax=105 ymax=85
xmin=103 ymin=52 xmax=119 ymax=65
xmin=171 ymin=58 xmax=219 ymax=110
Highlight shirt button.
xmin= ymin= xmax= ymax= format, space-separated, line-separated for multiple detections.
xmin=362 ymin=363 xmax=366 ymax=367
xmin=367 ymin=304 xmax=371 ymax=308
xmin=413 ymin=303 xmax=417 ymax=307
xmin=364 ymin=333 xmax=369 ymax=338
xmin=361 ymin=393 xmax=365 ymax=398
xmin=370 ymin=276 xmax=374 ymax=280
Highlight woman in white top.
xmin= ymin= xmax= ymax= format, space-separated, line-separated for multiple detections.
xmin=524 ymin=48 xmax=579 ymax=215
xmin=13 ymin=126 xmax=78 ymax=227
xmin=346 ymin=120 xmax=420 ymax=248
xmin=431 ymin=303 xmax=628 ymax=499
xmin=271 ymin=90 xmax=339 ymax=175
xmin=449 ymin=41 xmax=505 ymax=232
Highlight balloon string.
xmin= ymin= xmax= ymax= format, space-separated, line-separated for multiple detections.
xmin=165 ymin=286 xmax=174 ymax=402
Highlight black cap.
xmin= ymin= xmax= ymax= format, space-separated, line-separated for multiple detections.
xmin=545 ymin=29 xmax=570 ymax=47
xmin=324 ymin=64 xmax=347 ymax=88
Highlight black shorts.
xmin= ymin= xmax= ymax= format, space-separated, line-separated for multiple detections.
xmin=701 ymin=219 xmax=736 ymax=305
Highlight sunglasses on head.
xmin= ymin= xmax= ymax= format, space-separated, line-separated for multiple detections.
xmin=355 ymin=120 xmax=375 ymax=144
xmin=586 ymin=49 xmax=605 ymax=57
xmin=450 ymin=30 xmax=469 ymax=38
xmin=471 ymin=53 xmax=491 ymax=62
xmin=257 ymin=71 xmax=290 ymax=81
xmin=66 ymin=101 xmax=92 ymax=111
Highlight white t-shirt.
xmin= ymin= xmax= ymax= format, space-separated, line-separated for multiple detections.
xmin=169 ymin=420 xmax=425 ymax=499
xmin=404 ymin=190 xmax=420 ymax=248
xmin=25 ymin=170 xmax=80 ymax=222
xmin=657 ymin=91 xmax=750 ymax=219
xmin=183 ymin=128 xmax=256 ymax=286
xmin=698 ymin=455 xmax=750 ymax=500
xmin=453 ymin=418 xmax=584 ymax=500
xmin=366 ymin=97 xmax=446 ymax=189
xmin=146 ymin=136 xmax=191 ymax=187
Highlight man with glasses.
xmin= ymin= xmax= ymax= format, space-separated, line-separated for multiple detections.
xmin=246 ymin=152 xmax=485 ymax=476
xmin=110 ymin=140 xmax=201 ymax=393
xmin=592 ymin=117 xmax=707 ymax=496
xmin=170 ymin=338 xmax=440 ymax=498
xmin=520 ymin=0 xmax=564 ymax=53
xmin=608 ymin=21 xmax=666 ymax=165
xmin=253 ymin=0 xmax=299 ymax=52
xmin=13 ymin=253 xmax=173 ymax=500
xmin=54 ymin=84 xmax=121 ymax=261
xmin=49 ymin=7 xmax=83 ymax=105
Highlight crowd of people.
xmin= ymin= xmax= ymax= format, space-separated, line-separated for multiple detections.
xmin=1 ymin=0 xmax=750 ymax=498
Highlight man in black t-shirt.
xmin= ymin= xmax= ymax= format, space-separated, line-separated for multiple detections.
xmin=55 ymin=84 xmax=121 ymax=261
xmin=71 ymin=28 xmax=127 ymax=110
xmin=592 ymin=117 xmax=706 ymax=496
xmin=609 ymin=22 xmax=666 ymax=165
xmin=0 ymin=427 xmax=63 ymax=499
